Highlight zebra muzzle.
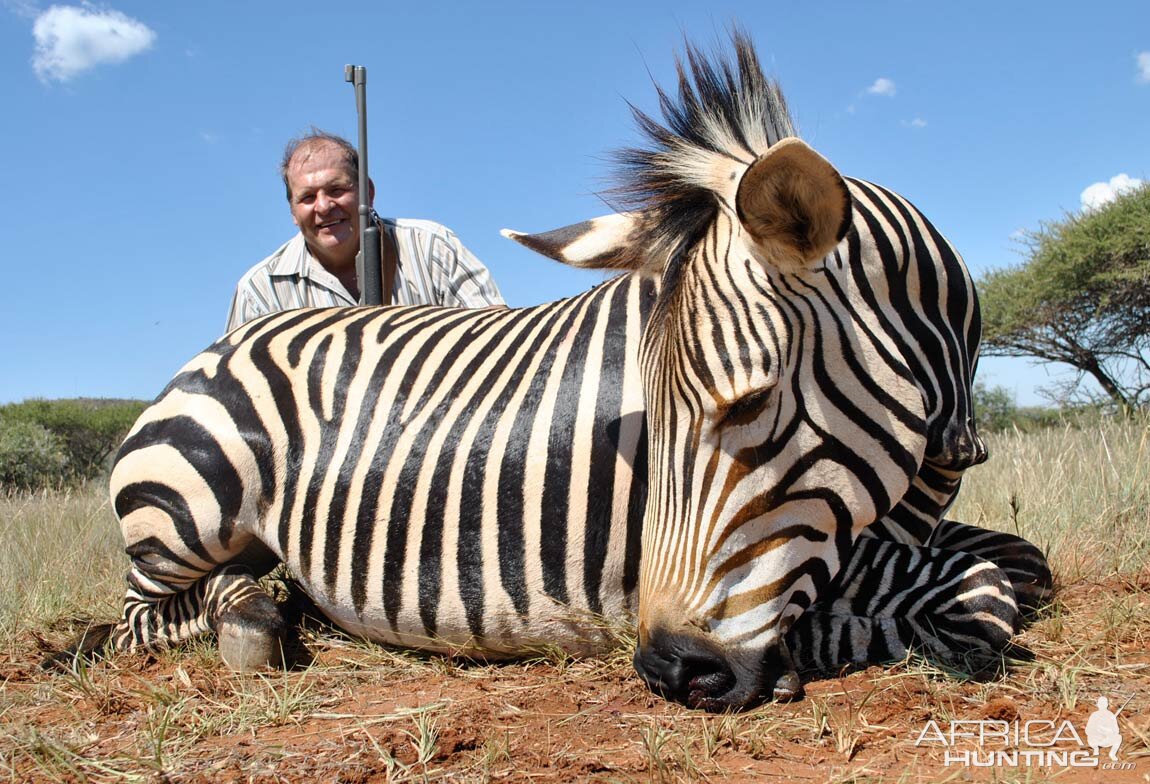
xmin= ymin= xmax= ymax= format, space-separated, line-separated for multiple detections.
xmin=633 ymin=626 xmax=801 ymax=711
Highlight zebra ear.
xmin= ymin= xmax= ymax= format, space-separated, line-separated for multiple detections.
xmin=735 ymin=138 xmax=852 ymax=271
xmin=501 ymin=212 xmax=642 ymax=269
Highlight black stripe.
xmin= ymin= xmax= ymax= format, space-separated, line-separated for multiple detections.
xmin=122 ymin=535 xmax=200 ymax=577
xmin=412 ymin=310 xmax=536 ymax=636
xmin=115 ymin=481 xmax=212 ymax=563
xmin=357 ymin=309 xmax=494 ymax=626
xmin=791 ymin=276 xmax=924 ymax=470
xmin=694 ymin=231 xmax=737 ymax=386
xmin=308 ymin=315 xmax=370 ymax=587
xmin=456 ymin=304 xmax=569 ymax=635
xmin=843 ymin=180 xmax=933 ymax=407
xmin=494 ymin=298 xmax=586 ymax=616
xmin=540 ymin=287 xmax=611 ymax=604
xmin=238 ymin=310 xmax=322 ymax=565
xmin=622 ymin=415 xmax=648 ymax=601
xmin=873 ymin=503 xmax=934 ymax=545
xmin=877 ymin=186 xmax=966 ymax=454
xmin=582 ymin=280 xmax=633 ymax=613
xmin=291 ymin=310 xmax=380 ymax=583
xmin=158 ymin=350 xmax=278 ymax=513
xmin=118 ymin=416 xmax=244 ymax=547
xmin=780 ymin=278 xmax=919 ymax=512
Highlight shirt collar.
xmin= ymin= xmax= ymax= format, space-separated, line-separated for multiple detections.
xmin=267 ymin=233 xmax=357 ymax=305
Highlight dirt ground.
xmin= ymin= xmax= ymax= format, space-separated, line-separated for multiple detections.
xmin=3 ymin=576 xmax=1149 ymax=783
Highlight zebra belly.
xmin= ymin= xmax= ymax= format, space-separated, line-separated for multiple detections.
xmin=300 ymin=579 xmax=633 ymax=657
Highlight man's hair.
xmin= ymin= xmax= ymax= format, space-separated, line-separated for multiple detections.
xmin=281 ymin=129 xmax=358 ymax=201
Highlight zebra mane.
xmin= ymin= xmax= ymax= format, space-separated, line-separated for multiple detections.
xmin=612 ymin=31 xmax=796 ymax=268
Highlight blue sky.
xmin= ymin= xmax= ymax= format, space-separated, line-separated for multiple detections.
xmin=1 ymin=1 xmax=1147 ymax=406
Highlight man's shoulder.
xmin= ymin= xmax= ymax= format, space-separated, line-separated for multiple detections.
xmin=383 ymin=217 xmax=455 ymax=240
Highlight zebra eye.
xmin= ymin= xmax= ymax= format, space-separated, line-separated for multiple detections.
xmin=719 ymin=387 xmax=774 ymax=428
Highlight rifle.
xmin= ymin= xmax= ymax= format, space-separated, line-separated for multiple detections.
xmin=344 ymin=64 xmax=384 ymax=305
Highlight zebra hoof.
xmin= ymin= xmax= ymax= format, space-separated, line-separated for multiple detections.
xmin=216 ymin=598 xmax=286 ymax=671
xmin=218 ymin=619 xmax=284 ymax=671
xmin=771 ymin=669 xmax=803 ymax=702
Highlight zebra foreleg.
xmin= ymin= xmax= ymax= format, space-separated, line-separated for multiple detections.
xmin=44 ymin=563 xmax=285 ymax=672
xmin=788 ymin=538 xmax=1023 ymax=674
xmin=112 ymin=560 xmax=285 ymax=670
xmin=927 ymin=519 xmax=1053 ymax=618
xmin=113 ymin=563 xmax=286 ymax=669
xmin=207 ymin=565 xmax=287 ymax=671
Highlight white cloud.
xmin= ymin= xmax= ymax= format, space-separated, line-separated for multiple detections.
xmin=902 ymin=117 xmax=927 ymax=129
xmin=1137 ymin=52 xmax=1150 ymax=84
xmin=866 ymin=77 xmax=896 ymax=97
xmin=1080 ymin=173 xmax=1144 ymax=211
xmin=32 ymin=4 xmax=155 ymax=83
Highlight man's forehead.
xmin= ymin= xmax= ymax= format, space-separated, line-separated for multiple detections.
xmin=288 ymin=144 xmax=354 ymax=182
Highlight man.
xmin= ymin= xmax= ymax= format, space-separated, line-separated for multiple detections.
xmin=226 ymin=131 xmax=503 ymax=332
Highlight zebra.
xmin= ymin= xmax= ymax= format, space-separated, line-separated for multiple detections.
xmin=49 ymin=34 xmax=1050 ymax=711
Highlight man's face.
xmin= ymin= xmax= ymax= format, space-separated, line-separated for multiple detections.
xmin=286 ymin=143 xmax=362 ymax=269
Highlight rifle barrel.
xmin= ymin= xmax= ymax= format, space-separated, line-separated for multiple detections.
xmin=345 ymin=65 xmax=383 ymax=305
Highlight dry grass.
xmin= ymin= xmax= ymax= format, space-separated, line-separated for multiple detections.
xmin=1 ymin=415 xmax=1148 ymax=782
xmin=0 ymin=485 xmax=123 ymax=654
xmin=951 ymin=414 xmax=1150 ymax=577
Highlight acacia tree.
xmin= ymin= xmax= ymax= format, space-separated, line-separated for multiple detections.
xmin=978 ymin=185 xmax=1150 ymax=411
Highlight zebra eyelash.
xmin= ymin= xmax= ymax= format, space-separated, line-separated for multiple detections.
xmin=718 ymin=386 xmax=776 ymax=428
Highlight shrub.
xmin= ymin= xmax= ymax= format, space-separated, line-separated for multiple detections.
xmin=0 ymin=419 xmax=69 ymax=491
xmin=972 ymin=382 xmax=1018 ymax=433
xmin=0 ymin=398 xmax=148 ymax=489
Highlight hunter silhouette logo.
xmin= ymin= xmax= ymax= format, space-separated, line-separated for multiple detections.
xmin=1086 ymin=696 xmax=1122 ymax=761
xmin=913 ymin=693 xmax=1136 ymax=770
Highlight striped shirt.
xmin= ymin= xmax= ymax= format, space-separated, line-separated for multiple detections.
xmin=225 ymin=217 xmax=504 ymax=333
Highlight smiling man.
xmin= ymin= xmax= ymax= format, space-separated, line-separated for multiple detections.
xmin=225 ymin=131 xmax=503 ymax=333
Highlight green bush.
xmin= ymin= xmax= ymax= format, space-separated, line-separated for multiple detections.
xmin=0 ymin=398 xmax=148 ymax=490
xmin=0 ymin=419 xmax=69 ymax=490
xmin=972 ymin=382 xmax=1017 ymax=433
xmin=970 ymin=381 xmax=1134 ymax=434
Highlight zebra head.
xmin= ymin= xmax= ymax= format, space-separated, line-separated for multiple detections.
xmin=506 ymin=35 xmax=977 ymax=710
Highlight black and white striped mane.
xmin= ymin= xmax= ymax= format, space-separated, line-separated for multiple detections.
xmin=612 ymin=32 xmax=797 ymax=270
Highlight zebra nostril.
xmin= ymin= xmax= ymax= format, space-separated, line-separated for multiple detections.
xmin=683 ymin=656 xmax=737 ymax=709
xmin=633 ymin=631 xmax=736 ymax=710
